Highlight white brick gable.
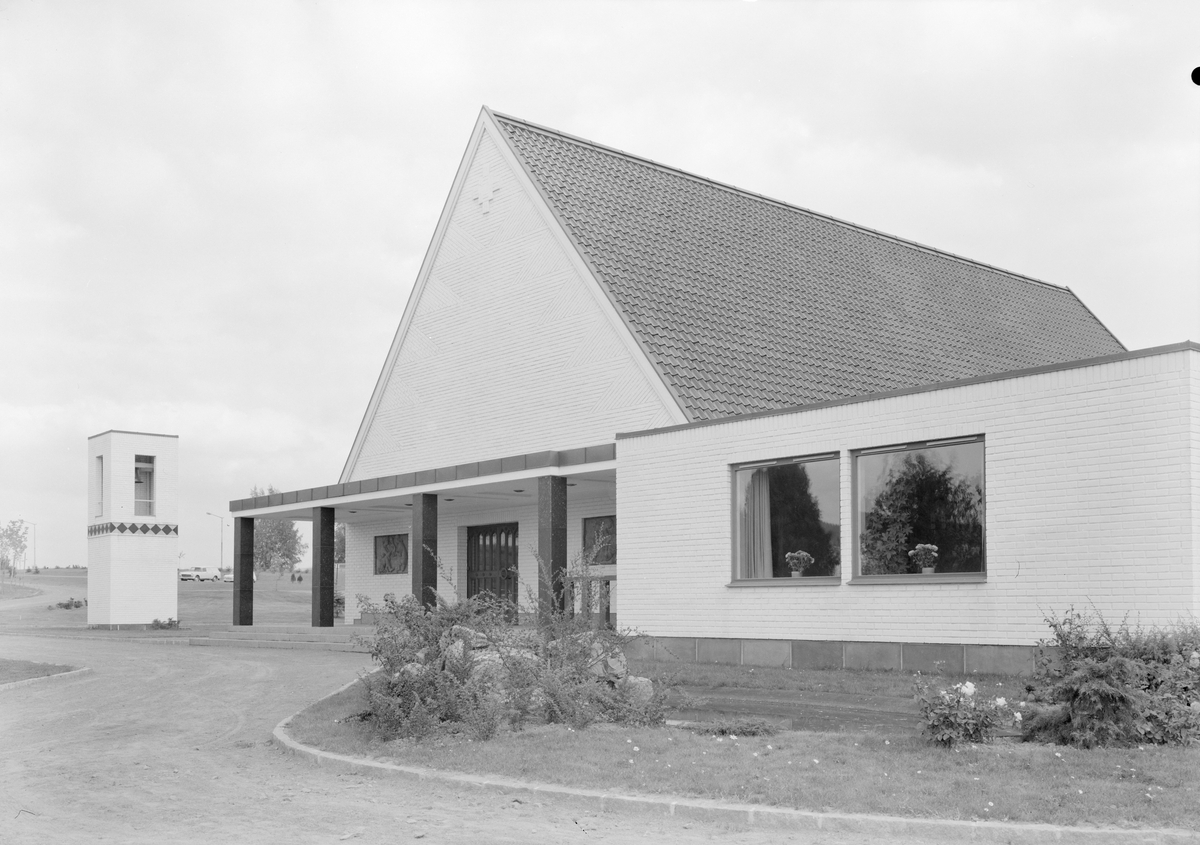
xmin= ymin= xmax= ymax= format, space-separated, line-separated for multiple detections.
xmin=343 ymin=115 xmax=685 ymax=481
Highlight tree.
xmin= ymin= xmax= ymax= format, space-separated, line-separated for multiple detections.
xmin=860 ymin=453 xmax=983 ymax=574
xmin=250 ymin=486 xmax=308 ymax=587
xmin=0 ymin=521 xmax=29 ymax=578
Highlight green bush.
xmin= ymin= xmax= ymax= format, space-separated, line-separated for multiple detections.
xmin=355 ymin=583 xmax=663 ymax=741
xmin=1024 ymin=608 xmax=1200 ymax=747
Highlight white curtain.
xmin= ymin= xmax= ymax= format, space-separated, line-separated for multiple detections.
xmin=739 ymin=469 xmax=773 ymax=578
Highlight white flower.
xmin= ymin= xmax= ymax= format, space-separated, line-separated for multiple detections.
xmin=1014 ymin=712 xmax=1023 ymax=722
xmin=960 ymin=682 xmax=976 ymax=697
xmin=995 ymin=697 xmax=1007 ymax=708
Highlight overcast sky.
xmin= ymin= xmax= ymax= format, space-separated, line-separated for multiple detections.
xmin=2 ymin=0 xmax=1197 ymax=572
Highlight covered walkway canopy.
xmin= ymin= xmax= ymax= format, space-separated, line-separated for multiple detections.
xmin=226 ymin=444 xmax=616 ymax=627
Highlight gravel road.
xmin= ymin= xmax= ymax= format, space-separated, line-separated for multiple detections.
xmin=0 ymin=577 xmax=939 ymax=845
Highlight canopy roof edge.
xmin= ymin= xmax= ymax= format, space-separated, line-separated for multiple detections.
xmin=229 ymin=443 xmax=616 ymax=517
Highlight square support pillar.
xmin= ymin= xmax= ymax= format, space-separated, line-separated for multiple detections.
xmin=311 ymin=507 xmax=335 ymax=627
xmin=538 ymin=475 xmax=568 ymax=620
xmin=233 ymin=517 xmax=254 ymax=626
xmin=410 ymin=493 xmax=438 ymax=607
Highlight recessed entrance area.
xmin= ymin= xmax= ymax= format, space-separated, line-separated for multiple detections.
xmin=466 ymin=523 xmax=519 ymax=606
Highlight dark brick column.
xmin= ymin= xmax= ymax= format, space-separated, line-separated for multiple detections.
xmin=311 ymin=507 xmax=335 ymax=627
xmin=537 ymin=475 xmax=567 ymax=620
xmin=410 ymin=493 xmax=438 ymax=607
xmin=232 ymin=517 xmax=254 ymax=626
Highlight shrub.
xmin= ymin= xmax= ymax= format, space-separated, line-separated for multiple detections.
xmin=914 ymin=676 xmax=1013 ymax=747
xmin=355 ymin=552 xmax=664 ymax=740
xmin=54 ymin=597 xmax=85 ymax=610
xmin=150 ymin=618 xmax=179 ymax=629
xmin=688 ymin=717 xmax=779 ymax=737
xmin=1024 ymin=607 xmax=1200 ymax=747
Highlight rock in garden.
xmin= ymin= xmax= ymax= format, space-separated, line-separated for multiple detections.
xmin=621 ymin=676 xmax=654 ymax=706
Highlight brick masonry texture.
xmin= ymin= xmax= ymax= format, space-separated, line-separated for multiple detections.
xmin=616 ymin=348 xmax=1199 ymax=646
xmin=347 ymin=128 xmax=678 ymax=481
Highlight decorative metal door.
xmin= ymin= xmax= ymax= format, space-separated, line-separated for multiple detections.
xmin=466 ymin=523 xmax=519 ymax=606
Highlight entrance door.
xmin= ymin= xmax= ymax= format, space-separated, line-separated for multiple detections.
xmin=466 ymin=523 xmax=519 ymax=607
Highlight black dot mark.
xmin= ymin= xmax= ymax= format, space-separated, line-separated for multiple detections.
xmin=1193 ymin=67 xmax=1200 ymax=86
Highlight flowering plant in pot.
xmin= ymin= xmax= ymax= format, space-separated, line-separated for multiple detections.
xmin=784 ymin=550 xmax=814 ymax=578
xmin=908 ymin=543 xmax=938 ymax=574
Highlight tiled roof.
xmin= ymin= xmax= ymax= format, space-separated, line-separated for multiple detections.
xmin=493 ymin=113 xmax=1125 ymax=421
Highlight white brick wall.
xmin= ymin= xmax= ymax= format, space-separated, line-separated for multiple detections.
xmin=347 ymin=126 xmax=680 ymax=480
xmin=344 ymin=488 xmax=617 ymax=617
xmin=617 ymin=348 xmax=1200 ymax=646
xmin=87 ymin=431 xmax=179 ymax=625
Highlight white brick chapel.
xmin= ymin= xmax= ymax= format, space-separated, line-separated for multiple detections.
xmin=227 ymin=108 xmax=1200 ymax=673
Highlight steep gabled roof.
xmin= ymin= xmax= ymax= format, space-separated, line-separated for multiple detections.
xmin=492 ymin=112 xmax=1125 ymax=421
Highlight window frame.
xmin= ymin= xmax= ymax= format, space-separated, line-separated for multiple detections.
xmin=133 ymin=455 xmax=155 ymax=517
xmin=729 ymin=451 xmax=842 ymax=586
xmin=851 ymin=435 xmax=986 ymax=584
xmin=95 ymin=456 xmax=104 ymax=518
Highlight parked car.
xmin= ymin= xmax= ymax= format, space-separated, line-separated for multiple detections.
xmin=221 ymin=571 xmax=255 ymax=582
xmin=180 ymin=567 xmax=221 ymax=582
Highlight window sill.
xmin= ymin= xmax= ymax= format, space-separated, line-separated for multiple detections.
xmin=727 ymin=576 xmax=842 ymax=587
xmin=850 ymin=573 xmax=987 ymax=585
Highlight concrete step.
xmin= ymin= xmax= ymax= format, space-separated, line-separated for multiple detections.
xmin=226 ymin=624 xmax=359 ymax=634
xmin=189 ymin=636 xmax=370 ymax=653
xmin=210 ymin=629 xmax=361 ymax=643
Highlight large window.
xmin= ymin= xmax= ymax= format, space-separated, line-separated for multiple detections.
xmin=134 ymin=455 xmax=155 ymax=517
xmin=855 ymin=436 xmax=985 ymax=575
xmin=734 ymin=454 xmax=841 ymax=579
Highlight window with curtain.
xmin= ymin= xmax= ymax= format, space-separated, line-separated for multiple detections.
xmin=855 ymin=436 xmax=985 ymax=575
xmin=733 ymin=454 xmax=841 ymax=579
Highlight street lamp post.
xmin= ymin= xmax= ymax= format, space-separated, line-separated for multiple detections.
xmin=205 ymin=512 xmax=225 ymax=571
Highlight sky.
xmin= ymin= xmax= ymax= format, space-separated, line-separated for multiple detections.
xmin=1 ymin=0 xmax=1197 ymax=572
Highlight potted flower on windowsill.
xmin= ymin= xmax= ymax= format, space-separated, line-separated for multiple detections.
xmin=784 ymin=550 xmax=814 ymax=578
xmin=909 ymin=544 xmax=939 ymax=574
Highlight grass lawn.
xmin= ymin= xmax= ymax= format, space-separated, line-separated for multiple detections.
xmin=288 ymin=679 xmax=1200 ymax=830
xmin=0 ymin=658 xmax=76 ymax=685
xmin=0 ymin=583 xmax=42 ymax=601
xmin=0 ymin=569 xmax=318 ymax=631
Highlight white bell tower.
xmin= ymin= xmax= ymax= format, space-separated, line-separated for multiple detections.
xmin=87 ymin=430 xmax=180 ymax=628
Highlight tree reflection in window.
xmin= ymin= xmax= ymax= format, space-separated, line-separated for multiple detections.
xmin=735 ymin=456 xmax=840 ymax=578
xmin=857 ymin=440 xmax=984 ymax=575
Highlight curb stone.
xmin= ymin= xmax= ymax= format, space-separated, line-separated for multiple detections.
xmin=272 ymin=679 xmax=1199 ymax=845
xmin=0 ymin=666 xmax=92 ymax=692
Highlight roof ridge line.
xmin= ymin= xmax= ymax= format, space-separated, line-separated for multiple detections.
xmin=491 ymin=110 xmax=1072 ymax=295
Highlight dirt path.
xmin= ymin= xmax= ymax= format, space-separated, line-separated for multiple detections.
xmin=0 ymin=633 xmax=960 ymax=845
